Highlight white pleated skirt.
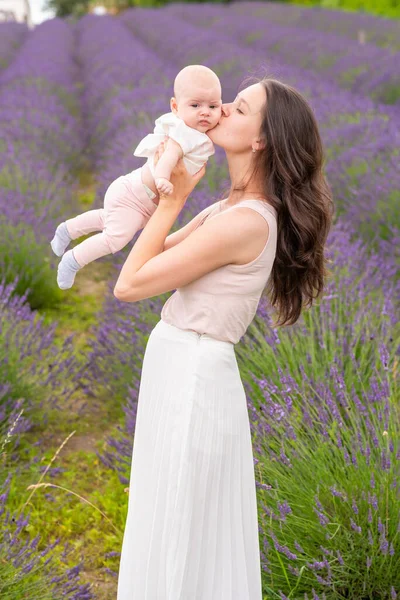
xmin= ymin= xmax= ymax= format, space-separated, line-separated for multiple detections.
xmin=116 ymin=319 xmax=262 ymax=600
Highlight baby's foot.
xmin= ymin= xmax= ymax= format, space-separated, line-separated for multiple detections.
xmin=51 ymin=222 xmax=71 ymax=257
xmin=57 ymin=249 xmax=81 ymax=290
xmin=155 ymin=178 xmax=174 ymax=196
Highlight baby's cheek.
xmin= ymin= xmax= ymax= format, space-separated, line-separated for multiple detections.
xmin=212 ymin=109 xmax=222 ymax=124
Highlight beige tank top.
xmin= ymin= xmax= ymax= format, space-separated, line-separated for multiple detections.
xmin=160 ymin=198 xmax=278 ymax=344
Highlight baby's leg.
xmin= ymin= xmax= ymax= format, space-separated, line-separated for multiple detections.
xmin=70 ymin=178 xmax=150 ymax=268
xmin=70 ymin=208 xmax=144 ymax=268
xmin=56 ymin=176 xmax=155 ymax=290
xmin=51 ymin=208 xmax=106 ymax=257
xmin=65 ymin=208 xmax=106 ymax=239
xmin=57 ymin=211 xmax=144 ymax=290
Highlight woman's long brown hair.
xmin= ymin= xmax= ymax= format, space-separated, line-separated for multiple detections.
xmin=224 ymin=76 xmax=335 ymax=327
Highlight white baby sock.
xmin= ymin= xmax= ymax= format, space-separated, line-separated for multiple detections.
xmin=50 ymin=222 xmax=71 ymax=257
xmin=57 ymin=249 xmax=81 ymax=290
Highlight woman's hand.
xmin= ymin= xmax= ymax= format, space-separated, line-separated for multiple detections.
xmin=153 ymin=139 xmax=206 ymax=210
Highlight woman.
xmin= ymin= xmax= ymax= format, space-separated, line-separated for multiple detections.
xmin=115 ymin=76 xmax=333 ymax=599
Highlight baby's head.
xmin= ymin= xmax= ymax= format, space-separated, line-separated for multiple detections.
xmin=170 ymin=65 xmax=222 ymax=133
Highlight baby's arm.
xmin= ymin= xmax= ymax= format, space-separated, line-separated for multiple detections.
xmin=154 ymin=138 xmax=184 ymax=195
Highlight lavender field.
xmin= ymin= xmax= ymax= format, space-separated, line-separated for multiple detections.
xmin=0 ymin=3 xmax=399 ymax=599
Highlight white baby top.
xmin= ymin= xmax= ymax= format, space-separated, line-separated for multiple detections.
xmin=133 ymin=112 xmax=215 ymax=177
xmin=161 ymin=199 xmax=278 ymax=345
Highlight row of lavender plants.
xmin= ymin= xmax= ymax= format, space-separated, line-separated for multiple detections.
xmin=0 ymin=19 xmax=94 ymax=600
xmin=166 ymin=2 xmax=400 ymax=106
xmin=230 ymin=1 xmax=400 ymax=50
xmin=0 ymin=18 xmax=85 ymax=309
xmin=0 ymin=22 xmax=28 ymax=71
xmin=66 ymin=9 xmax=400 ymax=597
xmin=0 ymin=13 xmax=89 ymax=465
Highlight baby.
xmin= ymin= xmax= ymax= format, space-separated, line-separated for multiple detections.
xmin=50 ymin=65 xmax=222 ymax=290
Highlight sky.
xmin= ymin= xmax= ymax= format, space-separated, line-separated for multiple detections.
xmin=30 ymin=0 xmax=55 ymax=24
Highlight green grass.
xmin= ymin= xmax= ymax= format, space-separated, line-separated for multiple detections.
xmin=3 ymin=440 xmax=124 ymax=599
xmin=0 ymin=223 xmax=63 ymax=310
xmin=289 ymin=0 xmax=400 ymax=20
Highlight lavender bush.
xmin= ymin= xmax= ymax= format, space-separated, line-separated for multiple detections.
xmin=0 ymin=278 xmax=94 ymax=596
xmin=228 ymin=1 xmax=400 ymax=49
xmin=0 ymin=416 xmax=94 ymax=600
xmin=0 ymin=22 xmax=28 ymax=71
xmin=250 ymin=344 xmax=398 ymax=598
xmin=238 ymin=221 xmax=399 ymax=390
xmin=0 ymin=278 xmax=86 ymax=433
xmin=0 ymin=18 xmax=85 ymax=309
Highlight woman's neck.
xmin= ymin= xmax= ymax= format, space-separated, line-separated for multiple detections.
xmin=225 ymin=152 xmax=265 ymax=206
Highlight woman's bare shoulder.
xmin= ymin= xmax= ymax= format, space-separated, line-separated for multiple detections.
xmin=201 ymin=205 xmax=271 ymax=265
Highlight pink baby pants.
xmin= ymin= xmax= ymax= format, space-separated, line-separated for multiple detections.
xmin=65 ymin=168 xmax=158 ymax=268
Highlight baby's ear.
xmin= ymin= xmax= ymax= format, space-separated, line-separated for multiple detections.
xmin=170 ymin=97 xmax=178 ymax=114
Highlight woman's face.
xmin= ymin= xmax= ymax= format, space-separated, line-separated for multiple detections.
xmin=207 ymin=83 xmax=266 ymax=153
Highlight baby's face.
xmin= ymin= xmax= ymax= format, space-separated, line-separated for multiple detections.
xmin=172 ymin=82 xmax=222 ymax=133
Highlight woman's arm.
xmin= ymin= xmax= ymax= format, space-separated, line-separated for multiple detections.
xmin=113 ymin=208 xmax=265 ymax=303
xmin=163 ymin=202 xmax=219 ymax=251
xmin=114 ymin=201 xmax=181 ymax=300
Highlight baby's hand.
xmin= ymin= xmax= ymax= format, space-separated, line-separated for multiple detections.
xmin=155 ymin=177 xmax=174 ymax=195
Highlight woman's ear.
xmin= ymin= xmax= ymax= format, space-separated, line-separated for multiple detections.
xmin=254 ymin=138 xmax=266 ymax=151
